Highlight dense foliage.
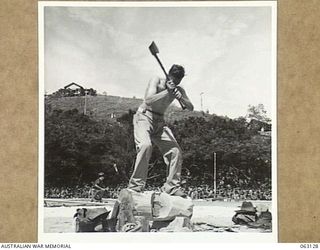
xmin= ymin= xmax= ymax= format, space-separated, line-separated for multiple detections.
xmin=45 ymin=108 xmax=271 ymax=190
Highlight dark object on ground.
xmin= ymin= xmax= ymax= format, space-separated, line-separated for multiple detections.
xmin=106 ymin=201 xmax=120 ymax=232
xmin=74 ymin=207 xmax=110 ymax=232
xmin=248 ymin=209 xmax=272 ymax=229
xmin=232 ymin=213 xmax=257 ymax=225
xmin=232 ymin=201 xmax=257 ymax=225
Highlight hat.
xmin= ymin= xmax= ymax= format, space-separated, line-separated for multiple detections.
xmin=235 ymin=201 xmax=257 ymax=213
xmin=98 ymin=172 xmax=105 ymax=176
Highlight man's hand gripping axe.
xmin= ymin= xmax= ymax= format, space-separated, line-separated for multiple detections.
xmin=148 ymin=41 xmax=186 ymax=110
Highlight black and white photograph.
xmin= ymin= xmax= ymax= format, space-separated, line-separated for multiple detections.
xmin=38 ymin=1 xmax=277 ymax=242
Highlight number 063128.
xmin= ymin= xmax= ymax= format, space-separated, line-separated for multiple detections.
xmin=300 ymin=244 xmax=319 ymax=249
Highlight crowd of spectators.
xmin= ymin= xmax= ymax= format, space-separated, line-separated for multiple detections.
xmin=45 ymin=181 xmax=271 ymax=201
xmin=181 ymin=185 xmax=271 ymax=200
xmin=216 ymin=166 xmax=271 ymax=191
xmin=45 ymin=185 xmax=91 ymax=199
xmin=44 ymin=185 xmax=124 ymax=199
xmin=44 ymin=185 xmax=271 ymax=201
xmin=45 ymin=166 xmax=271 ymax=201
xmin=181 ymin=166 xmax=272 ymax=200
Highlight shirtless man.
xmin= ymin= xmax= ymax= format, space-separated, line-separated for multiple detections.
xmin=128 ymin=64 xmax=194 ymax=197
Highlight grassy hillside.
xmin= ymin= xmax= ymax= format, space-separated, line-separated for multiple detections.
xmin=45 ymin=95 xmax=206 ymax=122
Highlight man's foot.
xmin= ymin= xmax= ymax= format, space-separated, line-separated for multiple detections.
xmin=170 ymin=189 xmax=187 ymax=198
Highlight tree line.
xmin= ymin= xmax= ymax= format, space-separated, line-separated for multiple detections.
xmin=45 ymin=107 xmax=271 ymax=189
xmin=49 ymin=88 xmax=97 ymax=98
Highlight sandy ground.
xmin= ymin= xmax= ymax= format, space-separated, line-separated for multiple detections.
xmin=43 ymin=199 xmax=272 ymax=233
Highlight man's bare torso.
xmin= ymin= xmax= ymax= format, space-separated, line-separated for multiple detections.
xmin=140 ymin=77 xmax=176 ymax=115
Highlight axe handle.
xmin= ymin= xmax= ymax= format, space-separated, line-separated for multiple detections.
xmin=153 ymin=54 xmax=169 ymax=78
xmin=152 ymin=54 xmax=186 ymax=110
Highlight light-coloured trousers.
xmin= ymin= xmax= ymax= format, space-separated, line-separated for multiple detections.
xmin=128 ymin=111 xmax=182 ymax=194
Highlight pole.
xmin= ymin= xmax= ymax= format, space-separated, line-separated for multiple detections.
xmin=84 ymin=90 xmax=87 ymax=115
xmin=213 ymin=152 xmax=217 ymax=196
xmin=200 ymin=92 xmax=204 ymax=111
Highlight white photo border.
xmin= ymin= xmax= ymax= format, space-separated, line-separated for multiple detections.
xmin=38 ymin=0 xmax=277 ymax=243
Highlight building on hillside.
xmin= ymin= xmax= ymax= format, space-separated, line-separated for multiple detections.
xmin=259 ymin=130 xmax=271 ymax=137
xmin=64 ymin=82 xmax=85 ymax=96
xmin=49 ymin=82 xmax=97 ymax=97
xmin=248 ymin=119 xmax=271 ymax=137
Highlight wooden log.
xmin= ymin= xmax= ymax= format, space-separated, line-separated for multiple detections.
xmin=118 ymin=189 xmax=193 ymax=222
xmin=158 ymin=217 xmax=193 ymax=232
xmin=135 ymin=216 xmax=150 ymax=232
xmin=152 ymin=192 xmax=193 ymax=221
xmin=127 ymin=190 xmax=154 ymax=218
xmin=117 ymin=189 xmax=136 ymax=232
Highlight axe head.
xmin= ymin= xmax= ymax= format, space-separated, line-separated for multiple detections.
xmin=149 ymin=41 xmax=159 ymax=56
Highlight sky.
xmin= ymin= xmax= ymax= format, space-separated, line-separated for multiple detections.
xmin=44 ymin=4 xmax=274 ymax=118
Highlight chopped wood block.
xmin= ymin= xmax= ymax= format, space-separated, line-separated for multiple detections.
xmin=135 ymin=216 xmax=150 ymax=232
xmin=129 ymin=190 xmax=154 ymax=218
xmin=159 ymin=217 xmax=193 ymax=232
xmin=153 ymin=192 xmax=193 ymax=221
xmin=117 ymin=188 xmax=194 ymax=232
xmin=117 ymin=189 xmax=136 ymax=231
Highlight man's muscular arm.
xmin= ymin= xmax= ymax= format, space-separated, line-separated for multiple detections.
xmin=175 ymin=86 xmax=194 ymax=111
xmin=144 ymin=76 xmax=169 ymax=105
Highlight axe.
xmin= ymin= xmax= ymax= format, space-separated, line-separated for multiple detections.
xmin=148 ymin=41 xmax=186 ymax=109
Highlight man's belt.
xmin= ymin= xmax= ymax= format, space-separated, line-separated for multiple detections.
xmin=137 ymin=107 xmax=164 ymax=116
